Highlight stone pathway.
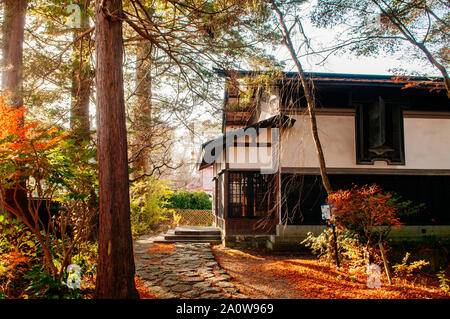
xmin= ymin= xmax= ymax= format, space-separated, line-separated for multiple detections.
xmin=134 ymin=235 xmax=249 ymax=299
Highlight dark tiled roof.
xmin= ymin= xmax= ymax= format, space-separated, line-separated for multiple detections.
xmin=198 ymin=114 xmax=295 ymax=170
xmin=215 ymin=68 xmax=445 ymax=89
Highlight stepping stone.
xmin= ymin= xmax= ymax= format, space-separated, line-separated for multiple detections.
xmin=182 ymin=290 xmax=200 ymax=298
xmin=161 ymin=292 xmax=178 ymax=299
xmin=176 ymin=268 xmax=194 ymax=273
xmin=215 ymin=281 xmax=235 ymax=289
xmin=198 ymin=286 xmax=222 ymax=294
xmin=171 ymin=284 xmax=193 ymax=293
xmin=182 ymin=277 xmax=203 ymax=283
xmin=201 ymin=292 xmax=224 ymax=299
xmin=164 ymin=274 xmax=183 ymax=281
xmin=139 ymin=273 xmax=159 ymax=281
xmin=202 ymin=257 xmax=216 ymax=261
xmin=154 ymin=269 xmax=173 ymax=276
xmin=161 ymin=279 xmax=179 ymax=287
xmin=181 ymin=272 xmax=199 ymax=277
xmin=179 ymin=256 xmax=197 ymax=261
xmin=232 ymin=293 xmax=249 ymax=299
xmin=148 ymin=286 xmax=171 ymax=296
xmin=193 ymin=281 xmax=211 ymax=288
xmin=205 ymin=262 xmax=218 ymax=267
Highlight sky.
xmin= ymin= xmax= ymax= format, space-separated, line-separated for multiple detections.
xmin=264 ymin=0 xmax=444 ymax=77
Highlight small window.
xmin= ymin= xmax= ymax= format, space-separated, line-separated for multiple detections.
xmin=355 ymin=96 xmax=405 ymax=164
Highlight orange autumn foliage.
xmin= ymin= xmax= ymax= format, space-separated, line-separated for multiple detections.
xmin=0 ymin=95 xmax=65 ymax=165
xmin=327 ymin=184 xmax=402 ymax=243
xmin=0 ymin=251 xmax=29 ymax=279
xmin=147 ymin=243 xmax=174 ymax=255
xmin=135 ymin=277 xmax=157 ymax=299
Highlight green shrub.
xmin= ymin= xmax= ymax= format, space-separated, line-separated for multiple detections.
xmin=302 ymin=228 xmax=367 ymax=268
xmin=130 ymin=177 xmax=174 ymax=236
xmin=24 ymin=265 xmax=81 ymax=299
xmin=166 ymin=190 xmax=212 ymax=210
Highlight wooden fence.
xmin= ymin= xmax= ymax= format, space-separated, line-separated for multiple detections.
xmin=166 ymin=209 xmax=213 ymax=227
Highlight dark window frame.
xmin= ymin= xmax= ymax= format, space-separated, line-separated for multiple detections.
xmin=355 ymin=96 xmax=405 ymax=165
xmin=228 ymin=171 xmax=276 ymax=219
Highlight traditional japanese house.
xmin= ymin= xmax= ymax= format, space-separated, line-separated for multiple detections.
xmin=198 ymin=70 xmax=450 ymax=249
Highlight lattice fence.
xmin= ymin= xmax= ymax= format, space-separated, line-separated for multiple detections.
xmin=166 ymin=209 xmax=213 ymax=226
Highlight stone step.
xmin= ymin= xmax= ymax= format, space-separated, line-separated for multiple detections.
xmin=174 ymin=226 xmax=221 ymax=236
xmin=164 ymin=234 xmax=221 ymax=241
xmin=153 ymin=238 xmax=222 ymax=244
xmin=153 ymin=227 xmax=222 ymax=244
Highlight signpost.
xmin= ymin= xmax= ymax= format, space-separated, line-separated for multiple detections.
xmin=321 ymin=204 xmax=340 ymax=269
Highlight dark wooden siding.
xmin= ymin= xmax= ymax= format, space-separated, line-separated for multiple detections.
xmin=281 ymin=174 xmax=450 ymax=226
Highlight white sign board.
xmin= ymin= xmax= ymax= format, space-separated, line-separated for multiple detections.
xmin=321 ymin=204 xmax=332 ymax=221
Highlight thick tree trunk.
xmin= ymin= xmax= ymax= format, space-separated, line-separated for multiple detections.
xmin=95 ymin=0 xmax=139 ymax=299
xmin=132 ymin=41 xmax=153 ymax=176
xmin=1 ymin=0 xmax=28 ymax=108
xmin=70 ymin=0 xmax=93 ymax=142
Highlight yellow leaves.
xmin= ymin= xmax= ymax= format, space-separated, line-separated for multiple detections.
xmin=25 ymin=240 xmax=35 ymax=248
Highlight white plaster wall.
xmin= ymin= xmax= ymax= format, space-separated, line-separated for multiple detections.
xmin=403 ymin=117 xmax=450 ymax=169
xmin=280 ymin=114 xmax=450 ymax=170
xmin=226 ymin=128 xmax=276 ymax=170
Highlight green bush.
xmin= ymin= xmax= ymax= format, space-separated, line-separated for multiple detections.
xmin=130 ymin=177 xmax=174 ymax=237
xmin=0 ymin=213 xmax=97 ymax=299
xmin=166 ymin=190 xmax=212 ymax=210
xmin=23 ymin=265 xmax=81 ymax=299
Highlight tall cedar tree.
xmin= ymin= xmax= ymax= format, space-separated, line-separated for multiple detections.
xmin=95 ymin=0 xmax=139 ymax=299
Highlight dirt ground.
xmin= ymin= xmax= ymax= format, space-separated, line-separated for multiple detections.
xmin=212 ymin=245 xmax=450 ymax=299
